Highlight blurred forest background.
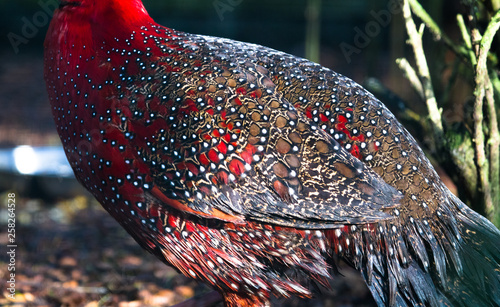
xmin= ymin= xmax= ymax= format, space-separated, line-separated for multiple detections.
xmin=0 ymin=0 xmax=499 ymax=306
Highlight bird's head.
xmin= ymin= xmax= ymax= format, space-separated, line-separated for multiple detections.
xmin=54 ymin=0 xmax=152 ymax=26
xmin=45 ymin=0 xmax=154 ymax=53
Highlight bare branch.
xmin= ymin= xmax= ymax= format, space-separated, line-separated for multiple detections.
xmin=473 ymin=9 xmax=500 ymax=220
xmin=457 ymin=14 xmax=477 ymax=66
xmin=402 ymin=0 xmax=444 ymax=139
xmin=407 ymin=0 xmax=469 ymax=62
xmin=396 ymin=58 xmax=425 ymax=100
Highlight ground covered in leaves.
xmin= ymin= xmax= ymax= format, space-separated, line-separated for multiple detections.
xmin=0 ymin=192 xmax=376 ymax=307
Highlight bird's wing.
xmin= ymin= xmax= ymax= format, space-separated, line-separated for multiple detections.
xmin=121 ymin=32 xmax=402 ymax=228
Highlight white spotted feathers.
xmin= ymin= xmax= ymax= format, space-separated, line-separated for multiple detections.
xmin=44 ymin=1 xmax=500 ymax=306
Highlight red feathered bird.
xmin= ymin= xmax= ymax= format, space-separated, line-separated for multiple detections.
xmin=44 ymin=1 xmax=500 ymax=306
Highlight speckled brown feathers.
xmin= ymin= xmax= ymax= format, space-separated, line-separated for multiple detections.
xmin=44 ymin=1 xmax=500 ymax=306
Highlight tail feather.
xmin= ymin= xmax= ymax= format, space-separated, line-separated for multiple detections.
xmin=342 ymin=192 xmax=500 ymax=306
xmin=446 ymin=198 xmax=500 ymax=306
